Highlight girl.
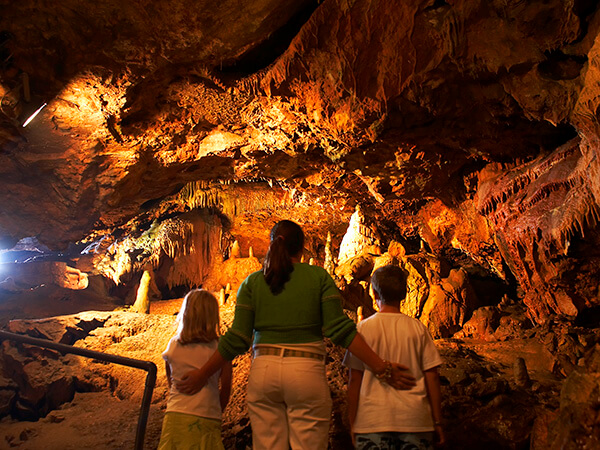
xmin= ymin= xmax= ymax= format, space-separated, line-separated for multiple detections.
xmin=158 ymin=289 xmax=232 ymax=450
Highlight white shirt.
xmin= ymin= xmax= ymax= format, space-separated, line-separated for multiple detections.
xmin=344 ymin=312 xmax=443 ymax=433
xmin=162 ymin=337 xmax=222 ymax=419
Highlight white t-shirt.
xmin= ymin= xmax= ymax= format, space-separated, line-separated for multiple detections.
xmin=343 ymin=312 xmax=443 ymax=433
xmin=162 ymin=337 xmax=222 ymax=419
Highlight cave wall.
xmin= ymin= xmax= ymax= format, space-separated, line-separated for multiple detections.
xmin=1 ymin=0 xmax=600 ymax=322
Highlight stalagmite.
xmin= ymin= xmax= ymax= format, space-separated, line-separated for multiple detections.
xmin=231 ymin=240 xmax=242 ymax=258
xmin=338 ymin=205 xmax=382 ymax=262
xmin=219 ymin=288 xmax=226 ymax=306
xmin=357 ymin=306 xmax=363 ymax=322
xmin=226 ymin=283 xmax=231 ymax=293
xmin=309 ymin=258 xmax=315 ymax=265
xmin=131 ymin=269 xmax=151 ymax=314
xmin=249 ymin=246 xmax=254 ymax=258
xmin=514 ymin=357 xmax=531 ymax=387
xmin=324 ymin=231 xmax=335 ymax=276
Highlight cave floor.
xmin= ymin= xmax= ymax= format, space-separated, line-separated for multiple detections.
xmin=0 ymin=294 xmax=563 ymax=449
xmin=0 ymin=391 xmax=164 ymax=449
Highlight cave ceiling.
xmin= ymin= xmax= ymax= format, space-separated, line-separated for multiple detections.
xmin=2 ymin=0 xmax=600 ymax=321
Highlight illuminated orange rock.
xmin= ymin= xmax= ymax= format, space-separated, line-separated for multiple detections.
xmin=1 ymin=262 xmax=88 ymax=290
xmin=420 ymin=267 xmax=478 ymax=338
xmin=0 ymin=0 xmax=598 ymax=335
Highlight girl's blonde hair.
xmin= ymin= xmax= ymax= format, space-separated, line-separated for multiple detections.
xmin=176 ymin=289 xmax=220 ymax=345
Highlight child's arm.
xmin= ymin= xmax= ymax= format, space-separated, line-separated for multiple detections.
xmin=219 ymin=361 xmax=233 ymax=411
xmin=347 ymin=368 xmax=364 ymax=445
xmin=424 ymin=366 xmax=445 ymax=446
xmin=165 ymin=362 xmax=172 ymax=389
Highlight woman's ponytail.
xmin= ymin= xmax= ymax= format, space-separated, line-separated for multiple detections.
xmin=263 ymin=220 xmax=304 ymax=294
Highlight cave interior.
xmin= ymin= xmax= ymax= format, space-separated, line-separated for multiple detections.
xmin=1 ymin=0 xmax=600 ymax=448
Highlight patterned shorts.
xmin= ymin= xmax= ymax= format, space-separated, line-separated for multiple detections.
xmin=355 ymin=431 xmax=434 ymax=450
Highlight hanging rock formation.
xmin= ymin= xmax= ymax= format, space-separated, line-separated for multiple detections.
xmin=1 ymin=0 xmax=600 ymax=382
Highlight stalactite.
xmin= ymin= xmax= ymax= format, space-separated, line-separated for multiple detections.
xmin=165 ymin=214 xmax=223 ymax=289
xmin=151 ymin=218 xmax=195 ymax=263
xmin=176 ymin=180 xmax=293 ymax=218
xmin=478 ymin=140 xmax=580 ymax=217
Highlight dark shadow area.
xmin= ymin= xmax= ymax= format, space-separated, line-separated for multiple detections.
xmin=575 ymin=305 xmax=600 ymax=328
xmin=538 ymin=51 xmax=587 ymax=81
xmin=218 ymin=0 xmax=320 ymax=75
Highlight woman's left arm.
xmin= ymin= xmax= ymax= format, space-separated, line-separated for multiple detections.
xmin=177 ymin=276 xmax=255 ymax=395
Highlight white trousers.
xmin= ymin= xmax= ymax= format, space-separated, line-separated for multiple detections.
xmin=247 ymin=354 xmax=332 ymax=450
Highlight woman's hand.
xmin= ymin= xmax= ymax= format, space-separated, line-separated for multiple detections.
xmin=175 ymin=369 xmax=208 ymax=395
xmin=387 ymin=363 xmax=417 ymax=390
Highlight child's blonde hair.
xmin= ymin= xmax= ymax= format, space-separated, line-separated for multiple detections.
xmin=176 ymin=289 xmax=220 ymax=345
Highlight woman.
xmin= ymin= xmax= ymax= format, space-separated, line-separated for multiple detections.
xmin=177 ymin=220 xmax=415 ymax=449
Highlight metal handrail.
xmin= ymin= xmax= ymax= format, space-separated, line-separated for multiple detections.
xmin=0 ymin=329 xmax=157 ymax=450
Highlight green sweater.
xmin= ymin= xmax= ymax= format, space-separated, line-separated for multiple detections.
xmin=218 ymin=263 xmax=357 ymax=361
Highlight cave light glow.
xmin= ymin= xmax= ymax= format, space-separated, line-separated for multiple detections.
xmin=22 ymin=102 xmax=47 ymax=127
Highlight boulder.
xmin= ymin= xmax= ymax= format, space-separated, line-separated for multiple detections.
xmin=0 ymin=277 xmax=21 ymax=293
xmin=456 ymin=306 xmax=501 ymax=340
xmin=420 ymin=268 xmax=478 ymax=338
xmin=0 ymin=262 xmax=88 ymax=290
xmin=335 ymin=253 xmax=375 ymax=284
xmin=532 ymin=370 xmax=600 ymax=449
xmin=1 ymin=342 xmax=77 ymax=419
xmin=397 ymin=255 xmax=431 ymax=318
xmin=0 ymin=375 xmax=17 ymax=417
xmin=387 ymin=241 xmax=406 ymax=259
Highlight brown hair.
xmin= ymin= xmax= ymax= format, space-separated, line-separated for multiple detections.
xmin=263 ymin=220 xmax=304 ymax=295
xmin=371 ymin=265 xmax=408 ymax=306
xmin=176 ymin=289 xmax=220 ymax=344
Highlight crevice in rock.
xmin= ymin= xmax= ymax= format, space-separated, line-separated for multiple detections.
xmin=423 ymin=0 xmax=450 ymax=12
xmin=575 ymin=305 xmax=600 ymax=328
xmin=538 ymin=50 xmax=587 ymax=81
xmin=572 ymin=0 xmax=600 ymax=42
xmin=538 ymin=122 xmax=578 ymax=150
xmin=218 ymin=0 xmax=321 ymax=75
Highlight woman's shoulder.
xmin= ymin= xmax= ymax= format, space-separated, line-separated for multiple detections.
xmin=293 ymin=262 xmax=328 ymax=276
xmin=244 ymin=269 xmax=265 ymax=282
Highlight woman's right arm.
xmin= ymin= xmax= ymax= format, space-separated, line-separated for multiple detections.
xmin=319 ymin=270 xmax=416 ymax=389
xmin=346 ymin=332 xmax=416 ymax=389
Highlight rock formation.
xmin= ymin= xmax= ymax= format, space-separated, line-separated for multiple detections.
xmin=1 ymin=0 xmax=600 ymax=447
xmin=1 ymin=0 xmax=598 ymax=325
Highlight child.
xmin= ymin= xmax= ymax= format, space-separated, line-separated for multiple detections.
xmin=158 ymin=289 xmax=232 ymax=450
xmin=344 ymin=265 xmax=445 ymax=449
